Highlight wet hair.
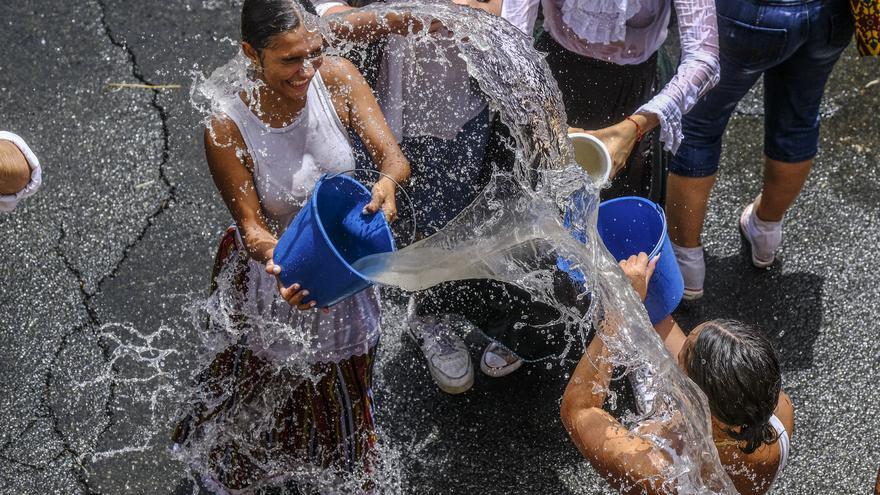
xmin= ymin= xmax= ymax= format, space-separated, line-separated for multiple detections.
xmin=240 ymin=0 xmax=309 ymax=52
xmin=685 ymin=319 xmax=782 ymax=454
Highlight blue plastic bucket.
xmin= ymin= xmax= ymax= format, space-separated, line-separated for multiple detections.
xmin=559 ymin=195 xmax=684 ymax=324
xmin=273 ymin=174 xmax=396 ymax=308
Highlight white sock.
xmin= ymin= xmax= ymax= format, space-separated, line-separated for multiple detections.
xmin=672 ymin=242 xmax=705 ymax=290
xmin=742 ymin=202 xmax=783 ymax=263
xmin=746 ymin=208 xmax=783 ymax=237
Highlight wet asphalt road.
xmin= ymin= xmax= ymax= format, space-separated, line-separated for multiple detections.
xmin=1 ymin=1 xmax=879 ymax=494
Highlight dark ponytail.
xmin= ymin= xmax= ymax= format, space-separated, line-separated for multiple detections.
xmin=241 ymin=0 xmax=309 ymax=52
xmin=686 ymin=320 xmax=782 ymax=454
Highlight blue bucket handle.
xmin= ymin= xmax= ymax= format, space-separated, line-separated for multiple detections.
xmin=326 ymin=168 xmax=418 ymax=247
xmin=648 ymin=199 xmax=667 ymax=259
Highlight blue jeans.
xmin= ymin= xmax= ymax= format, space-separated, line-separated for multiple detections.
xmin=670 ymin=0 xmax=854 ymax=177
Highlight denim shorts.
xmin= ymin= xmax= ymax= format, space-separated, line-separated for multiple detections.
xmin=670 ymin=0 xmax=854 ymax=177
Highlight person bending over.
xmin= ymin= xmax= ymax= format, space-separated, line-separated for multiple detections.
xmin=316 ymin=0 xmax=526 ymax=391
xmin=561 ymin=254 xmax=794 ymax=494
xmin=0 ymin=131 xmax=42 ymax=212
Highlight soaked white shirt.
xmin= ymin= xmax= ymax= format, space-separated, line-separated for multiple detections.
xmin=0 ymin=131 xmax=42 ymax=212
xmin=217 ymin=71 xmax=380 ymax=364
xmin=315 ymin=0 xmax=488 ymax=141
xmin=502 ymin=0 xmax=720 ymax=152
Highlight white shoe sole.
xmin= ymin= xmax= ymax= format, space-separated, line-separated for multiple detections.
xmin=739 ymin=207 xmax=775 ymax=268
xmin=480 ymin=355 xmax=523 ymax=378
xmin=430 ymin=365 xmax=474 ymax=394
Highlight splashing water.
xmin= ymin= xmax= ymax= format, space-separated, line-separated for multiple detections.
xmin=176 ymin=2 xmax=738 ymax=493
xmin=344 ymin=3 xmax=737 ymax=493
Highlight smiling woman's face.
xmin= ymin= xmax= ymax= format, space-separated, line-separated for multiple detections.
xmin=244 ymin=26 xmax=324 ymax=102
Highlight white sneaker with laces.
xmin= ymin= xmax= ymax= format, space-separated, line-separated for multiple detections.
xmin=671 ymin=242 xmax=705 ymax=301
xmin=739 ymin=200 xmax=782 ymax=268
xmin=407 ymin=297 xmax=474 ymax=394
xmin=480 ymin=342 xmax=523 ymax=378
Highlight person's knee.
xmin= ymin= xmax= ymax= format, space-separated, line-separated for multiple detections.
xmin=669 ymin=143 xmax=723 ymax=179
xmin=763 ymin=127 xmax=820 ymax=164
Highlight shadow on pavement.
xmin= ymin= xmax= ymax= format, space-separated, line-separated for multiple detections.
xmin=672 ymin=250 xmax=824 ymax=372
xmin=376 ymin=332 xmax=584 ymax=495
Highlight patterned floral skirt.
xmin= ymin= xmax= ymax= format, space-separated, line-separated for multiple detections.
xmin=172 ymin=227 xmax=378 ymax=493
xmin=852 ymin=0 xmax=880 ymax=56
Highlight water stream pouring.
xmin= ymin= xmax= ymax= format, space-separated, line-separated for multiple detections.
xmin=185 ymin=2 xmax=739 ymax=492
xmin=334 ymin=2 xmax=737 ymax=492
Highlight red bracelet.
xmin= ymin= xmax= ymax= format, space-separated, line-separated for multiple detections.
xmin=624 ymin=116 xmax=645 ymax=142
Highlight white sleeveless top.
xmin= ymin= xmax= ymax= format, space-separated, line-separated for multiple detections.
xmin=216 ymin=71 xmax=381 ymax=364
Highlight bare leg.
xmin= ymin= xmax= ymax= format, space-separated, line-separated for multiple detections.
xmin=665 ymin=173 xmax=717 ymax=248
xmin=754 ymin=157 xmax=812 ymax=222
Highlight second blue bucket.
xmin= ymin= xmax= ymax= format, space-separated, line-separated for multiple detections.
xmin=559 ymin=195 xmax=684 ymax=324
xmin=597 ymin=197 xmax=683 ymax=324
xmin=273 ymin=174 xmax=396 ymax=308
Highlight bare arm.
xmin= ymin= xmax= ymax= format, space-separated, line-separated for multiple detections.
xmin=0 ymin=139 xmax=31 ymax=195
xmin=320 ymin=0 xmax=503 ymax=43
xmin=652 ymin=315 xmax=688 ymax=360
xmin=204 ymin=119 xmax=276 ymax=264
xmin=560 ymin=253 xmax=676 ymax=493
xmin=561 ymin=323 xmax=671 ymax=494
xmin=322 ymin=57 xmax=410 ymax=218
xmin=321 ymin=4 xmax=435 ymax=44
xmin=204 ymin=118 xmax=316 ymax=310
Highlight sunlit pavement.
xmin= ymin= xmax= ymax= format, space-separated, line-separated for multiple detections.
xmin=1 ymin=1 xmax=878 ymax=493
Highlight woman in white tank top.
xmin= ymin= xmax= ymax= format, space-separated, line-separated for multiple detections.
xmin=561 ymin=254 xmax=794 ymax=494
xmin=172 ymin=1 xmax=410 ymax=492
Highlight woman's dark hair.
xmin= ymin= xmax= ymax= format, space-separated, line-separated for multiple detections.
xmin=686 ymin=319 xmax=782 ymax=454
xmin=241 ymin=0 xmax=312 ymax=52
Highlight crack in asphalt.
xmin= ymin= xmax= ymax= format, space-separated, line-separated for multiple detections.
xmin=0 ymin=2 xmax=184 ymax=492
xmin=30 ymin=227 xmax=117 ymax=495
xmin=93 ymin=0 xmax=178 ymax=287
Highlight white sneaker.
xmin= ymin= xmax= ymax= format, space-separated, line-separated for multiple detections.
xmin=671 ymin=242 xmax=705 ymax=301
xmin=739 ymin=200 xmax=782 ymax=268
xmin=480 ymin=342 xmax=523 ymax=378
xmin=406 ymin=298 xmax=474 ymax=394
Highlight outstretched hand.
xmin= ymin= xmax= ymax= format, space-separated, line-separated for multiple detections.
xmin=570 ymin=114 xmax=657 ymax=180
xmin=569 ymin=121 xmax=637 ymax=180
xmin=363 ymin=176 xmax=398 ymax=222
xmin=619 ymin=252 xmax=658 ymax=302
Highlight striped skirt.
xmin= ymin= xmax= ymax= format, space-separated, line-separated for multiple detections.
xmin=172 ymin=227 xmax=378 ymax=493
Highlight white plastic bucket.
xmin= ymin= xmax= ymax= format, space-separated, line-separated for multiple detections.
xmin=568 ymin=132 xmax=611 ymax=185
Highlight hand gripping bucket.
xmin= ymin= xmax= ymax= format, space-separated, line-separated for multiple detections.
xmin=272 ymin=173 xmax=401 ymax=308
xmin=598 ymin=197 xmax=684 ymax=323
xmin=559 ymin=194 xmax=684 ymax=324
